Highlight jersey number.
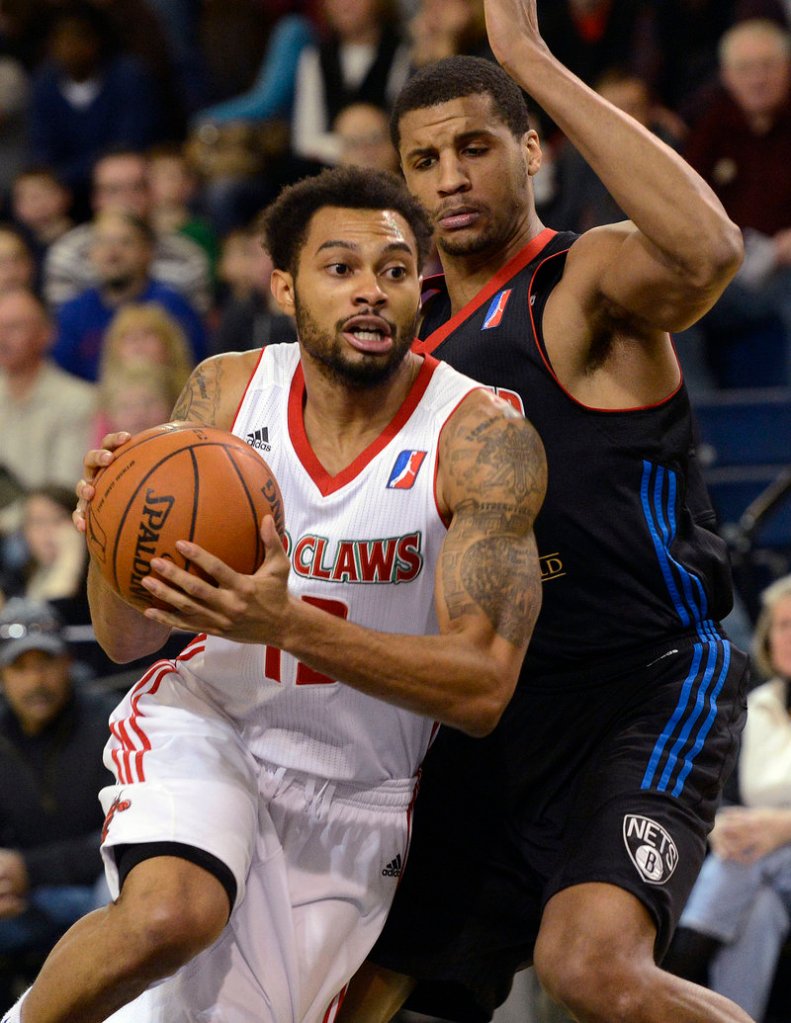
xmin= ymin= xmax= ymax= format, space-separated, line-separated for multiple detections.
xmin=264 ymin=595 xmax=350 ymax=685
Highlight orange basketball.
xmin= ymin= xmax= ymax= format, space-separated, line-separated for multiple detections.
xmin=86 ymin=421 xmax=286 ymax=610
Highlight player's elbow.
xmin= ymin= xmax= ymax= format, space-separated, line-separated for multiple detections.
xmin=99 ymin=628 xmax=169 ymax=664
xmin=455 ymin=679 xmax=513 ymax=737
xmin=687 ymin=217 xmax=744 ymax=290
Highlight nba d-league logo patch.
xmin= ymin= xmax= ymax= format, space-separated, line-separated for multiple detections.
xmin=387 ymin=450 xmax=427 ymax=490
xmin=482 ymin=288 xmax=512 ymax=329
xmin=623 ymin=814 xmax=679 ymax=885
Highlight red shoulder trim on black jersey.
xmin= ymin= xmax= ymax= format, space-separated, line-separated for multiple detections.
xmin=414 ymin=228 xmax=557 ymax=355
xmin=288 ymin=354 xmax=440 ymax=496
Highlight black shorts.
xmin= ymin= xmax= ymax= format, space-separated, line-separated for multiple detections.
xmin=371 ymin=629 xmax=750 ymax=1022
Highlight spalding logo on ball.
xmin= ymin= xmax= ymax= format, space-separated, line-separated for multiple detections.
xmin=86 ymin=421 xmax=286 ymax=610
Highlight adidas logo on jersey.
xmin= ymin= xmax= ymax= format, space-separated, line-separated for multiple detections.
xmin=246 ymin=427 xmax=271 ymax=452
xmin=381 ymin=853 xmax=402 ymax=877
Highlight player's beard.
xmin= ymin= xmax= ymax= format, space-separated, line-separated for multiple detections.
xmin=294 ymin=297 xmax=418 ymax=388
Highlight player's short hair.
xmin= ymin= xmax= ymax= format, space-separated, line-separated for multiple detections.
xmin=391 ymin=56 xmax=530 ymax=151
xmin=260 ymin=167 xmax=434 ymax=274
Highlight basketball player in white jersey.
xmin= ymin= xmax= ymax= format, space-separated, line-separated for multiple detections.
xmin=4 ymin=167 xmax=547 ymax=1023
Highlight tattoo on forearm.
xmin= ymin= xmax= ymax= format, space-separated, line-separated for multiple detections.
xmin=171 ymin=362 xmax=222 ymax=425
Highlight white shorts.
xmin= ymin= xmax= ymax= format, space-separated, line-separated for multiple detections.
xmin=100 ymin=663 xmax=417 ymax=1023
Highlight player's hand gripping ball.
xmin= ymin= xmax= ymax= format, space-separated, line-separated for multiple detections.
xmin=85 ymin=422 xmax=286 ymax=610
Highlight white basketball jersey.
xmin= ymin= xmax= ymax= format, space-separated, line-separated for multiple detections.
xmin=177 ymin=344 xmax=482 ymax=785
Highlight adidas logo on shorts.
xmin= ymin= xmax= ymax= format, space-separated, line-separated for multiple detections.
xmin=381 ymin=853 xmax=402 ymax=877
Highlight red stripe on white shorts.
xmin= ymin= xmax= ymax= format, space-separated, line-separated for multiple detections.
xmin=109 ymin=660 xmax=172 ymax=784
xmin=322 ymin=983 xmax=348 ymax=1023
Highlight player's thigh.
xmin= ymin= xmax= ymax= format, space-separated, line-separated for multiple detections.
xmin=266 ymin=776 xmax=415 ymax=1023
xmin=545 ymin=637 xmax=750 ymax=960
xmin=101 ymin=670 xmax=260 ymax=905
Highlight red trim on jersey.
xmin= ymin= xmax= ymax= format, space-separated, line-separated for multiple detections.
xmin=526 ymin=249 xmax=683 ymax=413
xmin=287 ymin=355 xmax=441 ymax=496
xmin=414 ymin=228 xmax=557 ymax=355
xmin=176 ymin=633 xmax=207 ymax=662
xmin=230 ymin=347 xmax=267 ymax=432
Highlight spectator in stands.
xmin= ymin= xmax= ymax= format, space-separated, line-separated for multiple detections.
xmin=10 ymin=169 xmax=73 ymax=261
xmin=193 ymin=11 xmax=316 ymax=127
xmin=27 ymin=2 xmax=157 ymax=216
xmin=291 ymin=0 xmax=411 ymax=166
xmin=0 ymin=288 xmax=95 ymax=493
xmin=683 ymin=18 xmax=791 ymax=387
xmin=143 ymin=0 xmax=210 ymax=114
xmin=0 ymin=227 xmax=36 ymax=296
xmin=646 ymin=0 xmax=739 ymax=120
xmin=406 ymin=0 xmax=493 ymax=68
xmin=93 ymin=302 xmax=193 ymax=442
xmin=0 ymin=598 xmax=114 ymax=1013
xmin=96 ymin=363 xmax=180 ymax=437
xmin=0 ymin=486 xmax=86 ymax=609
xmin=147 ymin=143 xmax=219 ymax=281
xmin=211 ymin=220 xmax=296 ymax=354
xmin=664 ymin=573 xmax=791 ymax=1022
xmin=91 ymin=0 xmax=187 ymax=142
xmin=52 ymin=210 xmax=206 ymax=381
xmin=0 ymin=55 xmax=29 ymax=202
xmin=533 ymin=0 xmax=652 ymax=137
xmin=334 ymin=101 xmax=400 ymax=173
xmin=547 ymin=67 xmax=685 ymax=234
xmin=43 ymin=149 xmax=211 ymax=313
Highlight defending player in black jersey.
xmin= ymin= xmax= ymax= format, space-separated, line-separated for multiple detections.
xmin=339 ymin=1 xmax=754 ymax=1023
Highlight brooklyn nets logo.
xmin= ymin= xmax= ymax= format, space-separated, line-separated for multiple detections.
xmin=622 ymin=814 xmax=679 ymax=885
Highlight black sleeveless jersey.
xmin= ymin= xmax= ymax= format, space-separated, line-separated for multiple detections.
xmin=416 ymin=228 xmax=733 ymax=683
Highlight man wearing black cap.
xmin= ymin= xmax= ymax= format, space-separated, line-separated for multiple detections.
xmin=0 ymin=598 xmax=114 ymax=1012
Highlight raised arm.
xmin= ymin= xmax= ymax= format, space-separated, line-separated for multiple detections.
xmin=76 ymin=352 xmax=258 ymax=662
xmin=486 ymin=0 xmax=743 ymax=333
xmin=136 ymin=391 xmax=547 ymax=736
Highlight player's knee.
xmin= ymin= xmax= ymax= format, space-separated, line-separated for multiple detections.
xmin=139 ymin=893 xmax=225 ymax=967
xmin=534 ymin=935 xmax=648 ymax=1023
xmin=113 ymin=872 xmax=229 ymax=981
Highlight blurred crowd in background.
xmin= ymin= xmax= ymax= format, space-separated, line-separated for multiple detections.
xmin=0 ymin=0 xmax=790 ymax=1018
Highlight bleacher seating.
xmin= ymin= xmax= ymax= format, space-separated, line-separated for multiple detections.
xmin=692 ymin=388 xmax=791 ymax=620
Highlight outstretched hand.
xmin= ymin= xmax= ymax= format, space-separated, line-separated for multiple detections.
xmin=140 ymin=515 xmax=292 ymax=647
xmin=483 ymin=0 xmax=544 ymax=70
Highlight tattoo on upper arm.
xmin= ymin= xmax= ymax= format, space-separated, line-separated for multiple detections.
xmin=441 ymin=404 xmax=546 ymax=647
xmin=171 ymin=360 xmax=223 ymax=425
